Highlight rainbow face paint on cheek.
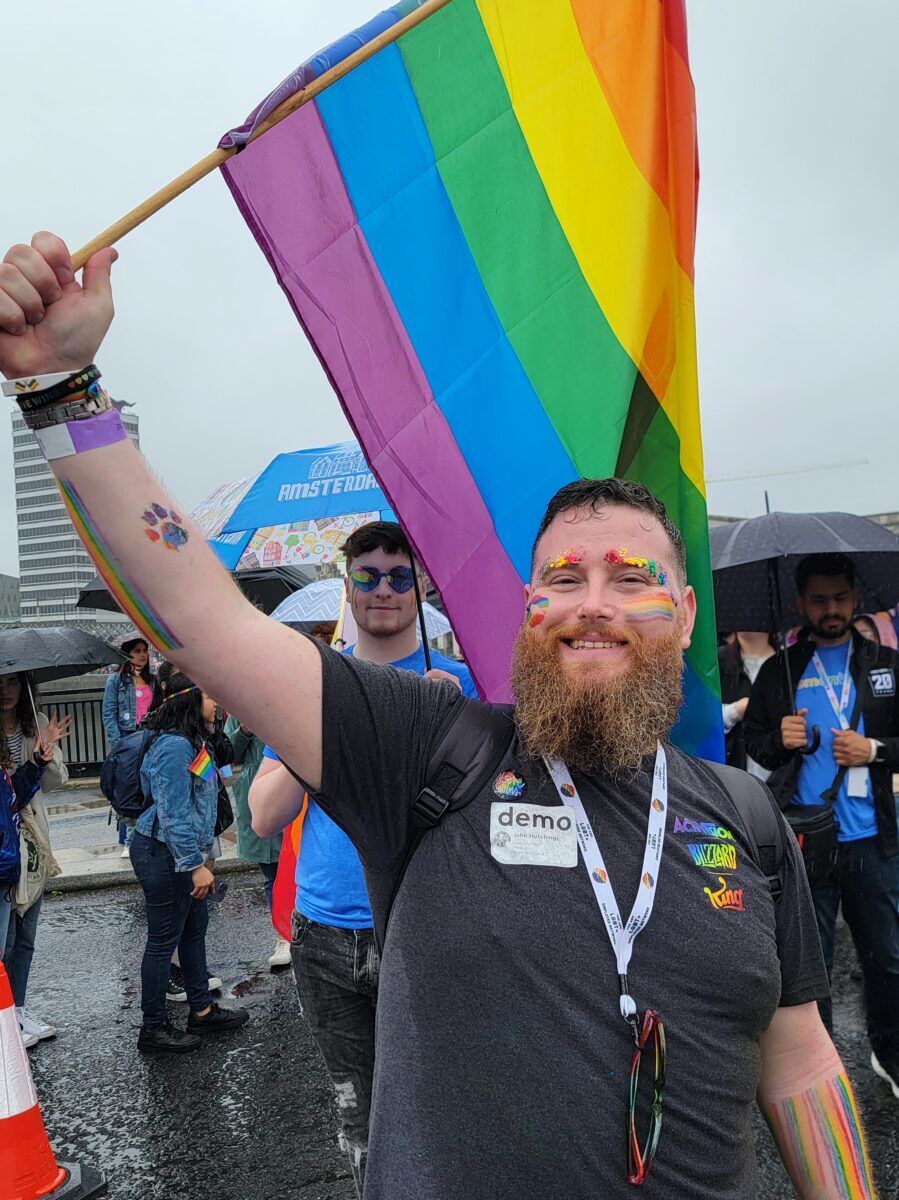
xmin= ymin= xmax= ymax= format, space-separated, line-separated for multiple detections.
xmin=620 ymin=593 xmax=676 ymax=622
xmin=526 ymin=594 xmax=550 ymax=627
xmin=539 ymin=549 xmax=583 ymax=581
xmin=58 ymin=481 xmax=183 ymax=651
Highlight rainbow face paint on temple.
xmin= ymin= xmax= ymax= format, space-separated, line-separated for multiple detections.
xmin=58 ymin=480 xmax=183 ymax=652
xmin=526 ymin=595 xmax=550 ymax=627
xmin=604 ymin=546 xmax=667 ymax=586
xmin=620 ymin=593 xmax=676 ymax=622
xmin=539 ymin=549 xmax=583 ymax=581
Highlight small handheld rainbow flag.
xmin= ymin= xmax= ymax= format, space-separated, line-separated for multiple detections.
xmin=188 ymin=746 xmax=217 ymax=782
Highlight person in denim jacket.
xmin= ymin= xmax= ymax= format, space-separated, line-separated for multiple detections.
xmin=130 ymin=666 xmax=248 ymax=1054
xmin=102 ymin=637 xmax=157 ymax=853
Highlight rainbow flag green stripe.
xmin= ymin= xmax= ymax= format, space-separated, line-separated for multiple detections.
xmin=221 ymin=0 xmax=722 ymax=756
xmin=58 ymin=480 xmax=182 ymax=652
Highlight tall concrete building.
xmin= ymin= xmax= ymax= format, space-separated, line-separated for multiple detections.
xmin=0 ymin=573 xmax=18 ymax=626
xmin=12 ymin=405 xmax=139 ymax=625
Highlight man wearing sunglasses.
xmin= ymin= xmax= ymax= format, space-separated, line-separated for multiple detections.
xmin=258 ymin=521 xmax=476 ymax=1196
xmin=0 ymin=234 xmax=876 ymax=1200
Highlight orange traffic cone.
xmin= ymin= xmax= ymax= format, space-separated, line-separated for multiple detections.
xmin=0 ymin=963 xmax=105 ymax=1200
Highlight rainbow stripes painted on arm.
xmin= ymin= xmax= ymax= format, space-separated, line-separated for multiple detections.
xmin=765 ymin=1073 xmax=877 ymax=1198
xmin=58 ymin=479 xmax=183 ymax=653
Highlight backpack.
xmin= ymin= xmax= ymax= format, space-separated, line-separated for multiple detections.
xmin=0 ymin=769 xmax=21 ymax=886
xmin=382 ymin=703 xmax=786 ymax=945
xmin=100 ymin=728 xmax=161 ymax=820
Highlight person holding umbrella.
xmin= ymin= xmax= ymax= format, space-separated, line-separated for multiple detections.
xmin=744 ymin=553 xmax=899 ymax=1101
xmin=0 ymin=671 xmax=70 ymax=1046
xmin=102 ymin=635 xmax=157 ymax=855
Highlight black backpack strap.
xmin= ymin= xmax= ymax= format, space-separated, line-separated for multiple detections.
xmin=696 ymin=758 xmax=787 ymax=903
xmin=412 ymin=701 xmax=516 ymax=829
xmin=380 ymin=701 xmax=515 ymax=948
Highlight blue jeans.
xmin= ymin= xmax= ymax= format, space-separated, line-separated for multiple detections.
xmin=0 ymin=886 xmax=12 ymax=977
xmin=3 ymin=895 xmax=42 ymax=1008
xmin=812 ymin=835 xmax=899 ymax=1058
xmin=130 ymin=832 xmax=212 ymax=1029
xmin=290 ymin=912 xmax=379 ymax=1199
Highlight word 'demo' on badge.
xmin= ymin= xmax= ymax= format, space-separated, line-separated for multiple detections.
xmin=489 ymin=803 xmax=578 ymax=868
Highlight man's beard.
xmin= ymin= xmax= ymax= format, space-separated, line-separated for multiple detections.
xmin=510 ymin=620 xmax=685 ymax=775
xmin=807 ymin=614 xmax=851 ymax=642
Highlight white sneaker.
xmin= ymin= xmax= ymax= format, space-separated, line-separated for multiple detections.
xmin=268 ymin=938 xmax=291 ymax=969
xmin=120 ymin=845 xmax=130 ymax=858
xmin=871 ymin=1051 xmax=899 ymax=1100
xmin=19 ymin=1025 xmax=39 ymax=1050
xmin=17 ymin=1007 xmax=57 ymax=1041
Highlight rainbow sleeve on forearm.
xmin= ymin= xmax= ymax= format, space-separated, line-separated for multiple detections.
xmin=764 ymin=1073 xmax=877 ymax=1198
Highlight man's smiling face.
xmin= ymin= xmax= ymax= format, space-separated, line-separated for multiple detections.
xmin=524 ymin=502 xmax=697 ymax=679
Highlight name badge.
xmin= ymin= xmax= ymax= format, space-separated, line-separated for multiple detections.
xmin=489 ymin=802 xmax=578 ymax=867
xmin=847 ymin=766 xmax=869 ymax=798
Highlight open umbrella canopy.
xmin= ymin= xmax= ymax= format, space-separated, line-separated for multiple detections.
xmin=710 ymin=512 xmax=899 ymax=632
xmin=77 ymin=565 xmax=317 ymax=617
xmin=0 ymin=625 xmax=125 ymax=683
xmin=271 ymin=579 xmax=451 ymax=641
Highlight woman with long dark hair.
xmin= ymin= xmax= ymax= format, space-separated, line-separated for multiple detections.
xmin=102 ymin=636 xmax=157 ymax=855
xmin=0 ymin=671 xmax=69 ymax=1047
xmin=130 ymin=666 xmax=248 ymax=1053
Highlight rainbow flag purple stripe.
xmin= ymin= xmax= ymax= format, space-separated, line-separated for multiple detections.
xmin=220 ymin=0 xmax=723 ymax=757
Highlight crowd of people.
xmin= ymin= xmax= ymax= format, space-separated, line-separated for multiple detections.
xmin=0 ymin=232 xmax=896 ymax=1198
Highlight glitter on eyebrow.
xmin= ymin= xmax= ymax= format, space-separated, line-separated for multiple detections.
xmin=604 ymin=546 xmax=664 ymax=579
xmin=539 ymin=549 xmax=584 ymax=580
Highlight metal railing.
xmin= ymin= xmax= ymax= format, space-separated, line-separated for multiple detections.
xmin=38 ymin=687 xmax=107 ymax=777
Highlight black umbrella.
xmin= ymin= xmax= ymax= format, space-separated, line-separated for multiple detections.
xmin=77 ymin=564 xmax=317 ymax=617
xmin=0 ymin=625 xmax=126 ymax=683
xmin=711 ymin=511 xmax=899 ymax=753
xmin=710 ymin=512 xmax=899 ymax=634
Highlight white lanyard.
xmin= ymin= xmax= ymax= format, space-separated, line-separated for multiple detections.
xmin=811 ymin=644 xmax=853 ymax=731
xmin=543 ymin=744 xmax=668 ymax=1027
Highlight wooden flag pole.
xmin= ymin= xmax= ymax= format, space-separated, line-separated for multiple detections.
xmin=71 ymin=0 xmax=453 ymax=271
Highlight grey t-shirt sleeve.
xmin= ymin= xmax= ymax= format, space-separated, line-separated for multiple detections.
xmin=313 ymin=642 xmax=465 ymax=865
xmin=773 ymin=821 xmax=831 ymax=1007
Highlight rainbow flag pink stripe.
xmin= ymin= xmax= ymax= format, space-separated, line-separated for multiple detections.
xmin=221 ymin=0 xmax=722 ymax=757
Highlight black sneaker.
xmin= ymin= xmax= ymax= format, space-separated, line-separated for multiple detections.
xmin=187 ymin=1003 xmax=249 ymax=1036
xmin=871 ymin=1051 xmax=899 ymax=1100
xmin=165 ymin=964 xmax=187 ymax=1003
xmin=138 ymin=1022 xmax=202 ymax=1054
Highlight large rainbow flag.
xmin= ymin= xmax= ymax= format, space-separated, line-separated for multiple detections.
xmin=221 ymin=0 xmax=722 ymax=758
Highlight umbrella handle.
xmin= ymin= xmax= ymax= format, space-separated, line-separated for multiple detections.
xmin=800 ymin=724 xmax=821 ymax=756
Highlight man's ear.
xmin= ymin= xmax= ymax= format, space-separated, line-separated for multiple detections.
xmin=523 ymin=581 xmax=531 ymax=608
xmin=678 ymin=584 xmax=697 ymax=650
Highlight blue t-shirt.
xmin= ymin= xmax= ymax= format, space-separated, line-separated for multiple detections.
xmin=794 ymin=642 xmax=877 ymax=842
xmin=264 ymin=643 xmax=477 ymax=926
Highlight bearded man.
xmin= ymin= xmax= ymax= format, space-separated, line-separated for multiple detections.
xmin=0 ymin=233 xmax=878 ymax=1199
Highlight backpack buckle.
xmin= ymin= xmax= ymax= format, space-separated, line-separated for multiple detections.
xmin=411 ymin=787 xmax=451 ymax=829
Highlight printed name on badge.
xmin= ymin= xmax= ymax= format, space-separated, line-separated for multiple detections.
xmin=489 ymin=803 xmax=578 ymax=868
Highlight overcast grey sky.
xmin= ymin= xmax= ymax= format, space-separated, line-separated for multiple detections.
xmin=2 ymin=0 xmax=896 ymax=577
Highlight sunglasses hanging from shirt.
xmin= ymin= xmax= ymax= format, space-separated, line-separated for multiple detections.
xmin=544 ymin=745 xmax=669 ymax=1185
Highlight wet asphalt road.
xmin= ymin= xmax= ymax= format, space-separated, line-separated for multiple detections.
xmin=25 ymin=878 xmax=899 ymax=1200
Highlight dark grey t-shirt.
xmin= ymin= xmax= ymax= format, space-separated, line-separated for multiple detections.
xmin=308 ymin=648 xmax=828 ymax=1200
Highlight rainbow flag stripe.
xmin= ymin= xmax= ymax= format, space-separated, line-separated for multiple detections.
xmin=188 ymin=747 xmax=217 ymax=782
xmin=58 ymin=480 xmax=182 ymax=652
xmin=221 ymin=0 xmax=722 ymax=756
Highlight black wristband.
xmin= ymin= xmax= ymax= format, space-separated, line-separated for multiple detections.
xmin=16 ymin=364 xmax=101 ymax=413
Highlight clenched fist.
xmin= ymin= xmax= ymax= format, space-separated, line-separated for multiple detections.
xmin=0 ymin=232 xmax=116 ymax=379
xmin=781 ymin=708 xmax=809 ymax=751
xmin=831 ymin=728 xmax=873 ymax=767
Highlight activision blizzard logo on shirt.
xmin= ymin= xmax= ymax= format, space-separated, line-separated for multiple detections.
xmin=489 ymin=803 xmax=578 ymax=867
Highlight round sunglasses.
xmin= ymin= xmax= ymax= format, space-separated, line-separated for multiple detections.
xmin=348 ymin=565 xmax=415 ymax=594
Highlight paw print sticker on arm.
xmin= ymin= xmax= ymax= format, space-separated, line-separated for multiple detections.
xmin=142 ymin=503 xmax=189 ymax=551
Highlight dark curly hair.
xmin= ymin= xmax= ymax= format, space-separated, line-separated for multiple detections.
xmin=530 ymin=478 xmax=687 ymax=582
xmin=143 ymin=664 xmax=208 ymax=749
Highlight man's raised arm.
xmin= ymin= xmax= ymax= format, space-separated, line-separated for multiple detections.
xmin=0 ymin=233 xmax=323 ymax=790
